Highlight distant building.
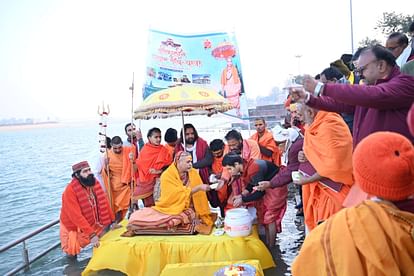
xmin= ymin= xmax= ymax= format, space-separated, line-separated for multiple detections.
xmin=0 ymin=117 xmax=58 ymax=126
xmin=248 ymin=104 xmax=286 ymax=127
xmin=231 ymin=104 xmax=287 ymax=129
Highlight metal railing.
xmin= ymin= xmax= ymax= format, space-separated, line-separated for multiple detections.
xmin=0 ymin=219 xmax=61 ymax=276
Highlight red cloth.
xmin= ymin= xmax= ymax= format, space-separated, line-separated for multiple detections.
xmin=134 ymin=143 xmax=171 ymax=202
xmin=241 ymin=159 xmax=287 ymax=229
xmin=225 ymin=159 xmax=287 ymax=231
xmin=262 ymin=186 xmax=288 ymax=231
xmin=60 ymin=178 xmax=114 ymax=237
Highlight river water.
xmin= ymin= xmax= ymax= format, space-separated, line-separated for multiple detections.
xmin=0 ymin=117 xmax=304 ymax=275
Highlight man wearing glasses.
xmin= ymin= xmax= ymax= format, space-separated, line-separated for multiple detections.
xmin=401 ymin=22 xmax=414 ymax=76
xmin=290 ymin=45 xmax=414 ymax=147
xmin=385 ymin=32 xmax=414 ymax=67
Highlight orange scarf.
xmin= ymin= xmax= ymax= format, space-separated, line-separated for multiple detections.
xmin=304 ymin=111 xmax=353 ymax=185
xmin=71 ymin=178 xmax=113 ymax=227
xmin=101 ymin=146 xmax=135 ymax=212
xmin=251 ymin=129 xmax=281 ymax=166
xmin=165 ymin=144 xmax=175 ymax=164
xmin=137 ymin=143 xmax=171 ymax=183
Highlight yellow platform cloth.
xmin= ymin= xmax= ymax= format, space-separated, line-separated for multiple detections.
xmin=82 ymin=222 xmax=275 ymax=276
xmin=160 ymin=259 xmax=264 ymax=276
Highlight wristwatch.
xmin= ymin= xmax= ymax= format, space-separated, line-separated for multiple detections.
xmin=314 ymin=82 xmax=324 ymax=97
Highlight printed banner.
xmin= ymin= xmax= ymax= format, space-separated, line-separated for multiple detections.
xmin=143 ymin=29 xmax=248 ymax=118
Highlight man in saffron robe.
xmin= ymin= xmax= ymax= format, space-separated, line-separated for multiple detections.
xmin=222 ymin=153 xmax=281 ymax=247
xmin=210 ymin=139 xmax=226 ymax=180
xmin=60 ymin=161 xmax=114 ymax=257
xmin=250 ymin=118 xmax=281 ymax=166
xmin=101 ymin=136 xmax=136 ymax=222
xmin=128 ymin=151 xmax=214 ymax=233
xmin=292 ymin=132 xmax=414 ymax=276
xmin=296 ymin=104 xmax=353 ymax=230
xmin=221 ymin=57 xmax=242 ymax=116
xmin=135 ymin=128 xmax=171 ymax=207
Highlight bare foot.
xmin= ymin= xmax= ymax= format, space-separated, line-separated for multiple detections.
xmin=111 ymin=223 xmax=122 ymax=230
xmin=266 ymin=223 xmax=277 ymax=248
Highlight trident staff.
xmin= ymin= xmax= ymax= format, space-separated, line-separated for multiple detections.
xmin=98 ymin=102 xmax=114 ymax=213
xmin=128 ymin=73 xmax=137 ymax=217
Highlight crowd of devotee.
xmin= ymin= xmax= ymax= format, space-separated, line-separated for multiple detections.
xmin=59 ymin=23 xmax=414 ymax=275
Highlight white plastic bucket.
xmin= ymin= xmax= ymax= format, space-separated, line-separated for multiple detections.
xmin=224 ymin=208 xmax=252 ymax=237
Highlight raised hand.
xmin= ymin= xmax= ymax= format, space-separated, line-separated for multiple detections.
xmin=135 ymin=129 xmax=143 ymax=140
xmin=289 ymin=86 xmax=307 ymax=102
xmin=303 ymin=75 xmax=318 ymax=93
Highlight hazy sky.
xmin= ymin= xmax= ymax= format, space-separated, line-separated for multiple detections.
xmin=0 ymin=0 xmax=411 ymax=120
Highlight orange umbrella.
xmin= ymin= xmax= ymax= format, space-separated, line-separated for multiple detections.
xmin=134 ymin=85 xmax=233 ymax=147
xmin=211 ymin=41 xmax=236 ymax=59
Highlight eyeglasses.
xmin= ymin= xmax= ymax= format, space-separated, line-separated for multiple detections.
xmin=386 ymin=45 xmax=400 ymax=51
xmin=355 ymin=59 xmax=378 ymax=75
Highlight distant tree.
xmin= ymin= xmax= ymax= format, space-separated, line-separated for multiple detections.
xmin=375 ymin=12 xmax=414 ymax=35
xmin=358 ymin=37 xmax=382 ymax=48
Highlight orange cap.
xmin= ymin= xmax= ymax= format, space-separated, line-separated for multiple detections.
xmin=353 ymin=132 xmax=414 ymax=201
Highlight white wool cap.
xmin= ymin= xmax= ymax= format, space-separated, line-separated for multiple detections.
xmin=273 ymin=125 xmax=289 ymax=142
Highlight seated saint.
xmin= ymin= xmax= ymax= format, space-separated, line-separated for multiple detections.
xmin=124 ymin=151 xmax=214 ymax=236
